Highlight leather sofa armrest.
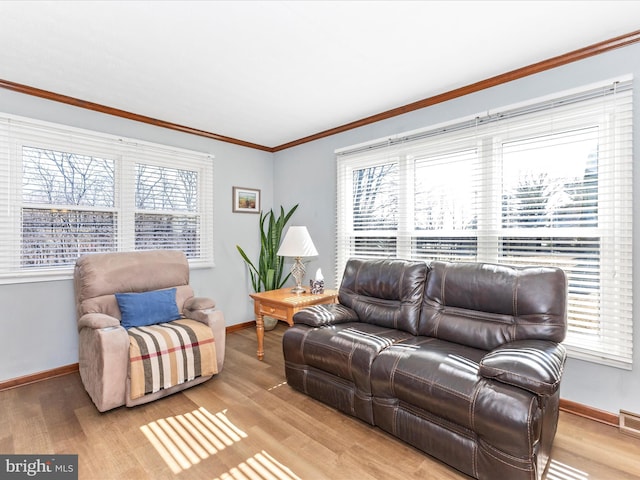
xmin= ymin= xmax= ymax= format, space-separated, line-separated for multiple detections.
xmin=293 ymin=303 xmax=359 ymax=327
xmin=479 ymin=340 xmax=567 ymax=396
xmin=78 ymin=313 xmax=121 ymax=332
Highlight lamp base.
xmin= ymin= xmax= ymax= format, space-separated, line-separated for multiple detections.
xmin=290 ymin=257 xmax=306 ymax=294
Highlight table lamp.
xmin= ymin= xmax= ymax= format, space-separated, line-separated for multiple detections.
xmin=277 ymin=226 xmax=318 ymax=293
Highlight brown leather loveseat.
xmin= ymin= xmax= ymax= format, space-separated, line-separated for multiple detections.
xmin=283 ymin=258 xmax=567 ymax=480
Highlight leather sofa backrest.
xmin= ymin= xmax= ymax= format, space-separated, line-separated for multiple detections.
xmin=74 ymin=249 xmax=194 ymax=320
xmin=339 ymin=258 xmax=428 ymax=335
xmin=418 ymin=261 xmax=567 ymax=350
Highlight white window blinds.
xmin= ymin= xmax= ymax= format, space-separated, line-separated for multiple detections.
xmin=0 ymin=114 xmax=215 ymax=283
xmin=336 ymin=77 xmax=633 ymax=368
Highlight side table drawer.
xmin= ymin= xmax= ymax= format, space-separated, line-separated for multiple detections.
xmin=259 ymin=304 xmax=288 ymax=320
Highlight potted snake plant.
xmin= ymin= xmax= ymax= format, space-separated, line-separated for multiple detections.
xmin=237 ymin=204 xmax=299 ymax=329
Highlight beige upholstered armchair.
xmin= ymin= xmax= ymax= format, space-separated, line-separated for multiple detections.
xmin=74 ymin=250 xmax=225 ymax=412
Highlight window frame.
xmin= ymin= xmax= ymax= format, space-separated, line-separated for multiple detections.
xmin=0 ymin=113 xmax=215 ymax=284
xmin=336 ymin=77 xmax=633 ymax=369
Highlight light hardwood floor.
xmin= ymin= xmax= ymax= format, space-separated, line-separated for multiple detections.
xmin=2 ymin=324 xmax=640 ymax=480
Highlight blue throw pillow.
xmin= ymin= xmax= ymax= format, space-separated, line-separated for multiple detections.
xmin=115 ymin=288 xmax=181 ymax=329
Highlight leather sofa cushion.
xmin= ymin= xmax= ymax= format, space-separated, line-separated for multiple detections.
xmin=285 ymin=322 xmax=413 ymax=395
xmin=371 ymin=337 xmax=485 ymax=429
xmin=419 ymin=261 xmax=567 ymax=350
xmin=371 ymin=337 xmax=542 ymax=456
xmin=339 ymin=258 xmax=428 ymax=335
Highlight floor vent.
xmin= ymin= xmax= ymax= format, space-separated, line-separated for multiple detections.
xmin=619 ymin=410 xmax=640 ymax=438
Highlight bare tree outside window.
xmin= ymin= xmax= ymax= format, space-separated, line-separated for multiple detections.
xmin=21 ymin=146 xmax=116 ymax=267
xmin=135 ymin=164 xmax=200 ymax=257
xmin=414 ymin=149 xmax=478 ymax=232
xmin=352 ymin=163 xmax=398 ymax=231
xmin=136 ymin=164 xmax=197 ymax=212
xmin=21 ymin=149 xmax=204 ymax=266
xmin=500 ymin=130 xmax=601 ymax=338
xmin=351 ymin=163 xmax=398 ymax=257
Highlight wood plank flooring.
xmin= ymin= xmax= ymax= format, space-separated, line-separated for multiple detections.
xmin=2 ymin=324 xmax=640 ymax=479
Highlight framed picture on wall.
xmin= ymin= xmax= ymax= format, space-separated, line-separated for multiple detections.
xmin=232 ymin=186 xmax=261 ymax=213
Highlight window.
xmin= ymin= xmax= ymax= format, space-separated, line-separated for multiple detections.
xmin=21 ymin=146 xmax=117 ymax=267
xmin=337 ymin=78 xmax=633 ymax=368
xmin=0 ymin=114 xmax=214 ymax=282
xmin=135 ymin=164 xmax=201 ymax=257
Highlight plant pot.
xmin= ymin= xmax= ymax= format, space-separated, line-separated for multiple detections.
xmin=263 ymin=316 xmax=279 ymax=331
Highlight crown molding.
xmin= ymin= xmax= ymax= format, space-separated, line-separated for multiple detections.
xmin=272 ymin=29 xmax=640 ymax=151
xmin=0 ymin=78 xmax=273 ymax=152
xmin=1 ymin=30 xmax=639 ymax=153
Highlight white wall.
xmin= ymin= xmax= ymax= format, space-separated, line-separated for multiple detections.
xmin=0 ymin=88 xmax=278 ymax=381
xmin=274 ymin=42 xmax=640 ymax=416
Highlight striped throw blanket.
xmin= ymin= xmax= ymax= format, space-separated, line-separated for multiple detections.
xmin=128 ymin=319 xmax=217 ymax=400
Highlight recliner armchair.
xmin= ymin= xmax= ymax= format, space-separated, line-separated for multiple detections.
xmin=74 ymin=249 xmax=225 ymax=412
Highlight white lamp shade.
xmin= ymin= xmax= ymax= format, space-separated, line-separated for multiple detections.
xmin=277 ymin=226 xmax=318 ymax=257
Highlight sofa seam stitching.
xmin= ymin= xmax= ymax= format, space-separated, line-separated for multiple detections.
xmin=470 ymin=381 xmax=482 ymax=478
xmin=527 ymin=395 xmax=536 ymax=465
xmin=388 ymin=354 xmax=402 ymax=436
xmin=395 ymin=370 xmax=471 ymax=402
xmin=478 ymin=442 xmax=536 ymax=472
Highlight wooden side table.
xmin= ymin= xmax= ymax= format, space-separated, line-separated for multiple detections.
xmin=249 ymin=288 xmax=338 ymax=360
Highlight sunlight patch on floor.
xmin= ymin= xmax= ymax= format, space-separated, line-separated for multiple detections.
xmin=546 ymin=459 xmax=589 ymax=480
xmin=215 ymin=450 xmax=302 ymax=480
xmin=140 ymin=407 xmax=247 ymax=474
xmin=267 ymin=381 xmax=287 ymax=391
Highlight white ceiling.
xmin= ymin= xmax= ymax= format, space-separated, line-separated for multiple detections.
xmin=1 ymin=1 xmax=640 ymax=149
